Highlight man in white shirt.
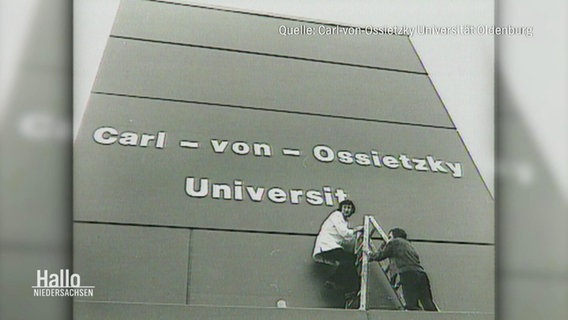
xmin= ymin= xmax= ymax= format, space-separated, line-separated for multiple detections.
xmin=313 ymin=200 xmax=363 ymax=298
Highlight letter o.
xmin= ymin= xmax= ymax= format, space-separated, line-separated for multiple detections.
xmin=313 ymin=145 xmax=334 ymax=162
xmin=70 ymin=274 xmax=81 ymax=287
xmin=232 ymin=142 xmax=250 ymax=155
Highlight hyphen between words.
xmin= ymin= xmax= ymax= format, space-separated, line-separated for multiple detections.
xmin=93 ymin=127 xmax=464 ymax=206
xmin=91 ymin=127 xmax=464 ymax=178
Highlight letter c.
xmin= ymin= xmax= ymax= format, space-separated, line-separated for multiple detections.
xmin=93 ymin=126 xmax=118 ymax=145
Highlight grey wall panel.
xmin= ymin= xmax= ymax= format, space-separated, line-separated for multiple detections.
xmin=187 ymin=231 xmax=492 ymax=312
xmin=367 ymin=262 xmax=404 ymax=310
xmin=74 ymin=302 xmax=369 ymax=320
xmin=412 ymin=243 xmax=494 ymax=312
xmin=73 ymin=223 xmax=190 ymax=303
xmin=75 ymin=95 xmax=493 ymax=243
xmin=112 ymin=0 xmax=425 ymax=73
xmin=188 ymin=230 xmax=399 ymax=309
xmin=92 ymin=38 xmax=453 ymax=128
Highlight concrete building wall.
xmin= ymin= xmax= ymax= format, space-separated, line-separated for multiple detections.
xmin=74 ymin=0 xmax=494 ymax=318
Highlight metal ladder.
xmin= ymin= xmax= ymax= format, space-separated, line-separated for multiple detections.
xmin=348 ymin=215 xmax=405 ymax=310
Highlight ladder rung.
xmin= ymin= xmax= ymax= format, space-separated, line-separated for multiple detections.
xmin=356 ymin=215 xmax=405 ymax=311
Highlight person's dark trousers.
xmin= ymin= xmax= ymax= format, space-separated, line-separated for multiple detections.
xmin=319 ymin=248 xmax=360 ymax=293
xmin=399 ymin=270 xmax=437 ymax=311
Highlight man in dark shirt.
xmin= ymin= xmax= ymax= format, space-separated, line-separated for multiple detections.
xmin=370 ymin=228 xmax=438 ymax=311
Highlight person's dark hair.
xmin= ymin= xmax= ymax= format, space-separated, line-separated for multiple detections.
xmin=389 ymin=227 xmax=407 ymax=239
xmin=338 ymin=199 xmax=356 ymax=214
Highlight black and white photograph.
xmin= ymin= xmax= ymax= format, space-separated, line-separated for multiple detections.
xmin=0 ymin=0 xmax=566 ymax=319
xmin=74 ymin=0 xmax=495 ymax=317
